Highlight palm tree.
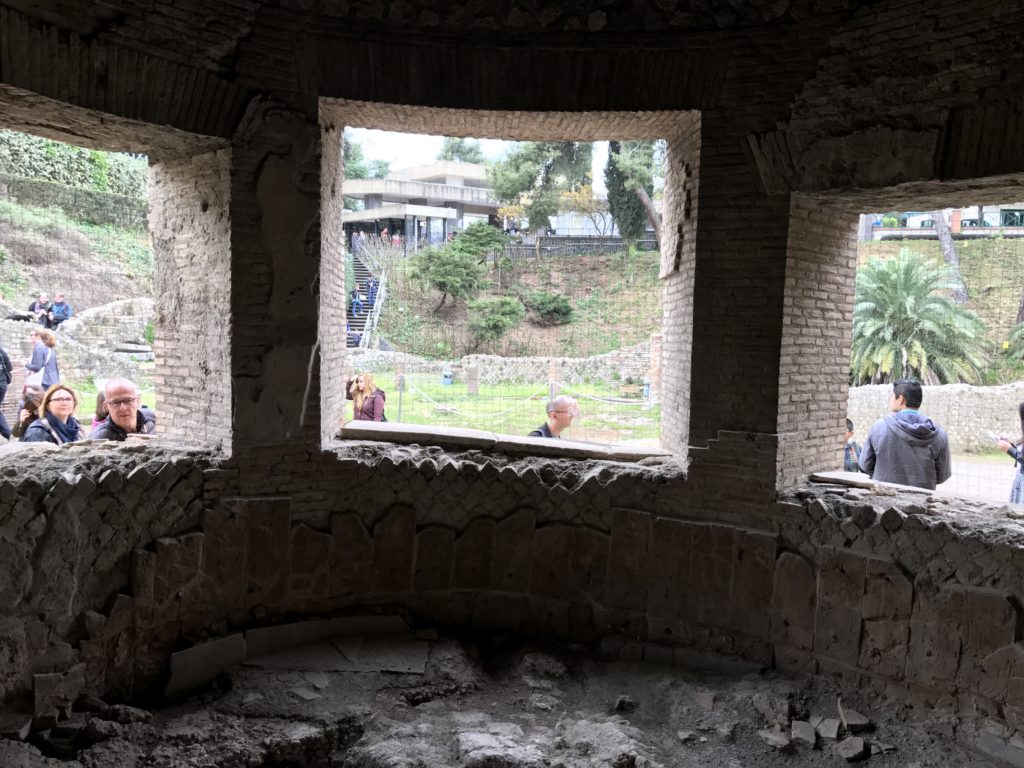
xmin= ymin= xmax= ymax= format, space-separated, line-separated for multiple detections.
xmin=850 ymin=253 xmax=989 ymax=385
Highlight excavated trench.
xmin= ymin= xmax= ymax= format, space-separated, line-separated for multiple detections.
xmin=1 ymin=632 xmax=1005 ymax=768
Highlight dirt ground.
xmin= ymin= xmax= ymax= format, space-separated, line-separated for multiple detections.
xmin=1 ymin=632 xmax=1003 ymax=767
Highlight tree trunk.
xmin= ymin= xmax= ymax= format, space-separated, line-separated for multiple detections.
xmin=1016 ymin=284 xmax=1024 ymax=324
xmin=977 ymin=204 xmax=985 ymax=228
xmin=633 ymin=187 xmax=661 ymax=248
xmin=930 ymin=210 xmax=969 ymax=304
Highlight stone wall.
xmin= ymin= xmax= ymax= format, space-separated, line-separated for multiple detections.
xmin=4 ymin=437 xmax=1023 ymax=739
xmin=0 ymin=172 xmax=147 ymax=230
xmin=848 ymin=382 xmax=1024 ymax=453
xmin=149 ymin=150 xmax=232 ymax=452
xmin=349 ymin=339 xmax=656 ymax=387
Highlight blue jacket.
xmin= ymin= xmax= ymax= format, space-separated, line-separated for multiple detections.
xmin=26 ymin=342 xmax=59 ymax=388
xmin=49 ymin=301 xmax=74 ymax=322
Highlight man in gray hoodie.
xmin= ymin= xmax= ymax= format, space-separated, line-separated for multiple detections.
xmin=859 ymin=378 xmax=951 ymax=490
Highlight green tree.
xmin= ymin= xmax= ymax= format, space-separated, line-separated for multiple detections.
xmin=342 ymin=132 xmax=389 ymax=208
xmin=449 ymin=221 xmax=508 ymax=261
xmin=605 ymin=140 xmax=654 ymax=251
xmin=850 ymin=253 xmax=989 ymax=385
xmin=488 ymin=142 xmax=592 ymax=230
xmin=411 ymin=244 xmax=487 ymax=310
xmin=438 ymin=137 xmax=485 ymax=164
xmin=468 ymin=296 xmax=525 ymax=349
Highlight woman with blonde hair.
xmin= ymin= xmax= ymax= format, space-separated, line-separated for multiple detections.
xmin=346 ymin=372 xmax=386 ymax=421
xmin=997 ymin=402 xmax=1024 ymax=505
xmin=24 ymin=328 xmax=59 ymax=390
xmin=21 ymin=384 xmax=84 ymax=444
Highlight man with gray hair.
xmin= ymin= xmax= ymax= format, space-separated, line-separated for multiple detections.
xmin=89 ymin=378 xmax=156 ymax=441
xmin=528 ymin=395 xmax=579 ymax=439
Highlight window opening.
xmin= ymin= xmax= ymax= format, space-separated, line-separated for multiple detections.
xmin=336 ymin=128 xmax=667 ymax=449
xmin=0 ymin=128 xmax=156 ymax=442
xmin=850 ymin=203 xmax=1024 ymax=504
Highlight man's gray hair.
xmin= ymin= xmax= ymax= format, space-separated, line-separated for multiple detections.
xmin=546 ymin=395 xmax=577 ymax=415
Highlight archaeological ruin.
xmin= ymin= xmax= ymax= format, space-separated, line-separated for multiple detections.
xmin=2 ymin=1 xmax=1024 ymax=765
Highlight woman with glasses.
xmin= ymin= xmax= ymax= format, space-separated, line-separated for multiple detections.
xmin=21 ymin=384 xmax=84 ymax=445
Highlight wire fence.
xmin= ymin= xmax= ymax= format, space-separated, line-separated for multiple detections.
xmin=0 ymin=157 xmax=155 ymax=437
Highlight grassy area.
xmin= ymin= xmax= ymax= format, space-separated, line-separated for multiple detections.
xmin=377 ymin=248 xmax=662 ymax=360
xmin=351 ymin=370 xmax=661 ymax=444
xmin=0 ymin=199 xmax=153 ymax=285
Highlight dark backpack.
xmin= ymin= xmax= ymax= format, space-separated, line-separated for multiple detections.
xmin=0 ymin=349 xmax=11 ymax=385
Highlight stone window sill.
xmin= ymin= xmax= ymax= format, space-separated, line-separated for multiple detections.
xmin=338 ymin=421 xmax=672 ymax=463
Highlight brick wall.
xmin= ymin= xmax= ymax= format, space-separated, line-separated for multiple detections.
xmin=320 ymin=120 xmax=348 ymax=442
xmin=148 ymin=150 xmax=232 ymax=451
xmin=776 ymin=197 xmax=860 ymax=486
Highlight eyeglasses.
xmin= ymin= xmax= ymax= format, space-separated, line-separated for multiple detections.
xmin=108 ymin=398 xmax=139 ymax=408
xmin=49 ymin=396 xmax=74 ymax=403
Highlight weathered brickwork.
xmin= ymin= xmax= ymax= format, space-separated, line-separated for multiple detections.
xmin=148 ymin=149 xmax=233 ymax=451
xmin=2 ymin=0 xmax=1024 ymax=745
xmin=777 ymin=197 xmax=860 ymax=486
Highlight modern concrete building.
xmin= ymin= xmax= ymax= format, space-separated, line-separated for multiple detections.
xmin=342 ymin=160 xmax=499 ymax=246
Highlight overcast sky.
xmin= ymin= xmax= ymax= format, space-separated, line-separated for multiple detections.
xmin=346 ymin=127 xmax=609 ymax=195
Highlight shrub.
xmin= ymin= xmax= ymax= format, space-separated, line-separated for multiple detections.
xmin=525 ymin=290 xmax=573 ymax=325
xmin=468 ymin=296 xmax=525 ymax=349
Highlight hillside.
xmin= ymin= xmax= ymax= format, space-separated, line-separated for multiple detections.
xmin=0 ymin=198 xmax=152 ymax=310
xmin=378 ymin=248 xmax=663 ymax=360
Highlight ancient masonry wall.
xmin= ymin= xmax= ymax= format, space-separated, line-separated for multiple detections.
xmin=320 ymin=121 xmax=348 ymax=442
xmin=658 ymin=117 xmax=700 ymax=458
xmin=3 ymin=442 xmax=1024 ymax=736
xmin=148 ymin=151 xmax=232 ymax=452
xmin=777 ymin=197 xmax=860 ymax=486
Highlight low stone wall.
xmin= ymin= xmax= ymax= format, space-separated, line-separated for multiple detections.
xmin=2 ymin=436 xmax=1023 ymax=742
xmin=847 ymin=382 xmax=1024 ymax=453
xmin=350 ymin=339 xmax=654 ymax=386
xmin=0 ymin=172 xmax=147 ymax=230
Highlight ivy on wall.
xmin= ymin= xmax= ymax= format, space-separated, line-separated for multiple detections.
xmin=0 ymin=129 xmax=146 ymax=198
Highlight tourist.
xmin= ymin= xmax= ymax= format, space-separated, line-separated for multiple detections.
xmin=27 ymin=292 xmax=50 ymax=324
xmin=89 ymin=378 xmax=156 ymax=440
xmin=528 ymin=395 xmax=579 ymax=438
xmin=12 ymin=386 xmax=44 ymax=439
xmin=367 ymin=277 xmax=379 ymax=308
xmin=843 ymin=417 xmax=860 ymax=472
xmin=350 ymin=289 xmax=364 ymax=317
xmin=20 ymin=384 xmax=84 ymax=445
xmin=92 ymin=391 xmax=108 ymax=429
xmin=0 ymin=344 xmax=11 ymax=439
xmin=858 ymin=378 xmax=952 ymax=490
xmin=996 ymin=403 xmax=1024 ymax=505
xmin=346 ymin=373 xmax=386 ymax=421
xmin=24 ymin=329 xmax=59 ymax=390
xmin=44 ymin=292 xmax=74 ymax=329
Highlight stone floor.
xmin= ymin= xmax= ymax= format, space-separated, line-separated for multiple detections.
xmin=0 ymin=631 xmax=1008 ymax=767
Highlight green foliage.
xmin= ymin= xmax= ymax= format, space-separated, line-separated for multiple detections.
xmin=411 ymin=243 xmax=487 ymax=308
xmin=450 ymin=222 xmax=508 ymax=260
xmin=851 ymin=254 xmax=990 ymax=385
xmin=342 ymin=132 xmax=389 ymax=209
xmin=143 ymin=321 xmax=155 ymax=346
xmin=605 ymin=140 xmax=653 ymax=249
xmin=438 ymin=137 xmax=485 ymax=164
xmin=487 ymin=142 xmax=592 ymax=229
xmin=524 ymin=290 xmax=573 ymax=325
xmin=468 ymin=296 xmax=525 ymax=348
xmin=0 ymin=245 xmax=27 ymax=298
xmin=1009 ymin=321 xmax=1024 ymax=362
xmin=0 ymin=129 xmax=146 ymax=197
xmin=0 ymin=200 xmax=153 ymax=280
